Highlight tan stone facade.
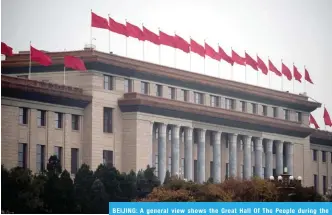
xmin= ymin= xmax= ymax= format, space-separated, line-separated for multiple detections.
xmin=1 ymin=50 xmax=331 ymax=194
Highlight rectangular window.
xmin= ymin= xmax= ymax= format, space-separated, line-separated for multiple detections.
xmin=225 ymin=163 xmax=229 ymax=178
xmin=155 ymin=155 xmax=158 ymax=176
xmin=240 ymin=101 xmax=246 ymax=112
xmin=314 ymin=174 xmax=318 ymax=192
xmin=72 ymin=115 xmax=80 ymax=130
xmin=36 ymin=144 xmax=45 ymax=172
xmin=210 ymin=161 xmax=214 ymax=178
xmin=169 ymin=87 xmax=176 ymax=99
xmin=225 ymin=98 xmax=234 ymax=110
xmin=156 ymin=84 xmax=162 ymax=97
xmin=103 ymin=107 xmax=113 ymax=133
xmin=284 ymin=109 xmax=290 ymax=120
xmin=273 ymin=143 xmax=276 ymax=154
xmin=273 ymin=168 xmax=276 ymax=177
xmin=322 ymin=151 xmax=326 ymax=162
xmin=323 ymin=176 xmax=327 ymax=195
xmin=103 ymin=150 xmax=113 ymax=168
xmin=124 ymin=79 xmax=132 ymax=93
xmin=71 ymin=148 xmax=79 ymax=174
xmin=103 ymin=75 xmax=113 ymax=90
xmin=296 ymin=112 xmax=302 ymax=122
xmin=55 ymin=112 xmax=63 ymax=129
xmin=54 ymin=146 xmax=63 ymax=165
xmin=37 ymin=110 xmax=46 ymax=126
xmin=181 ymin=90 xmax=188 ymax=102
xmin=18 ymin=143 xmax=27 ymax=168
xmin=313 ymin=150 xmax=317 ymax=161
xmin=141 ymin=82 xmax=149 ymax=94
xmin=210 ymin=95 xmax=219 ymax=107
xmin=225 ymin=134 xmax=229 ymax=148
xmin=272 ymin=107 xmax=278 ymax=118
xmin=168 ymin=157 xmax=171 ymax=172
xmin=262 ymin=105 xmax=268 ymax=116
xmin=252 ymin=103 xmax=257 ymax=114
xmin=19 ymin=107 xmax=28 ymax=124
xmin=252 ymin=166 xmax=255 ymax=176
xmin=194 ymin=92 xmax=203 ymax=105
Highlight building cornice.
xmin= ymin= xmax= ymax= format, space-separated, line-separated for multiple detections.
xmin=1 ymin=49 xmax=321 ymax=112
xmin=310 ymin=130 xmax=332 ymax=146
xmin=1 ymin=75 xmax=92 ymax=108
xmin=118 ymin=92 xmax=314 ymax=138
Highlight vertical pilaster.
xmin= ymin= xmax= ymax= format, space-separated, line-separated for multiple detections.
xmin=286 ymin=142 xmax=294 ymax=175
xmin=229 ymin=133 xmax=238 ymax=178
xmin=243 ymin=135 xmax=252 ymax=180
xmin=171 ymin=125 xmax=180 ymax=176
xmin=184 ymin=127 xmax=193 ymax=181
xmin=197 ymin=129 xmax=206 ymax=183
xmin=275 ymin=140 xmax=283 ymax=176
xmin=265 ymin=139 xmax=273 ymax=178
xmin=213 ymin=131 xmax=221 ymax=183
xmin=158 ymin=123 xmax=167 ymax=183
xmin=254 ymin=137 xmax=263 ymax=178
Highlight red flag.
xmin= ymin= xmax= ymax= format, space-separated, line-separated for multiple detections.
xmin=282 ymin=63 xmax=292 ymax=80
xmin=159 ymin=31 xmax=175 ymax=48
xmin=190 ymin=39 xmax=205 ymax=58
xmin=218 ymin=46 xmax=234 ymax=65
xmin=309 ymin=114 xmax=319 ymax=129
xmin=109 ymin=18 xmax=127 ymax=36
xmin=126 ymin=22 xmax=144 ymax=41
xmin=231 ymin=50 xmax=245 ymax=66
xmin=245 ymin=52 xmax=258 ymax=71
xmin=1 ymin=42 xmax=13 ymax=56
xmin=268 ymin=60 xmax=282 ymax=76
xmin=304 ymin=68 xmax=314 ymax=84
xmin=293 ymin=65 xmax=302 ymax=82
xmin=91 ymin=12 xmax=109 ymax=30
xmin=64 ymin=56 xmax=86 ymax=71
xmin=30 ymin=46 xmax=52 ymax=66
xmin=174 ymin=34 xmax=189 ymax=53
xmin=256 ymin=55 xmax=268 ymax=75
xmin=323 ymin=107 xmax=332 ymax=127
xmin=142 ymin=27 xmax=160 ymax=45
xmin=205 ymin=43 xmax=219 ymax=60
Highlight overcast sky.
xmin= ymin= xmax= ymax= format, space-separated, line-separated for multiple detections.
xmin=1 ymin=0 xmax=331 ymax=131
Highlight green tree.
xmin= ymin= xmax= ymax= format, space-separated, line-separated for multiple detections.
xmin=89 ymin=179 xmax=109 ymax=213
xmin=164 ymin=170 xmax=171 ymax=185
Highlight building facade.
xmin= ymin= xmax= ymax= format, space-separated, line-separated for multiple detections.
xmin=1 ymin=49 xmax=331 ymax=194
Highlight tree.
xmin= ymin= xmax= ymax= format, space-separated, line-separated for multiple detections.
xmin=89 ymin=179 xmax=109 ymax=213
xmin=163 ymin=170 xmax=171 ymax=185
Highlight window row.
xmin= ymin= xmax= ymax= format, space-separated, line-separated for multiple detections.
xmin=19 ymin=108 xmax=80 ymax=130
xmin=18 ymin=143 xmax=114 ymax=173
xmin=313 ymin=174 xmax=329 ymax=194
xmin=103 ymin=75 xmax=303 ymax=122
xmin=312 ymin=150 xmax=332 ymax=163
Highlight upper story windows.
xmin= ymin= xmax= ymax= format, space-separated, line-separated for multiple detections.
xmin=225 ymin=98 xmax=234 ymax=110
xmin=194 ymin=92 xmax=203 ymax=105
xmin=103 ymin=107 xmax=113 ymax=133
xmin=55 ymin=112 xmax=63 ymax=129
xmin=104 ymin=75 xmax=113 ymax=90
xmin=284 ymin=109 xmax=290 ymax=120
xmin=296 ymin=111 xmax=302 ymax=123
xmin=181 ymin=89 xmax=189 ymax=102
xmin=272 ymin=107 xmax=278 ymax=118
xmin=19 ymin=107 xmax=28 ymax=125
xmin=72 ymin=114 xmax=80 ymax=131
xmin=210 ymin=95 xmax=219 ymax=107
xmin=251 ymin=103 xmax=257 ymax=114
xmin=262 ymin=105 xmax=268 ymax=116
xmin=156 ymin=84 xmax=163 ymax=97
xmin=124 ymin=78 xmax=132 ymax=93
xmin=313 ymin=149 xmax=317 ymax=161
xmin=141 ymin=81 xmax=149 ymax=94
xmin=240 ymin=101 xmax=246 ymax=112
xmin=169 ymin=87 xmax=176 ymax=100
xmin=37 ymin=110 xmax=46 ymax=127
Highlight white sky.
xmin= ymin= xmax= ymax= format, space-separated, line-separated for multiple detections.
xmin=1 ymin=0 xmax=331 ymax=131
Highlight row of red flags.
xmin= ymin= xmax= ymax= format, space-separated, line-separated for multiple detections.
xmin=1 ymin=41 xmax=331 ymax=128
xmin=91 ymin=12 xmax=314 ymax=84
xmin=310 ymin=108 xmax=332 ymax=129
xmin=1 ymin=42 xmax=86 ymax=71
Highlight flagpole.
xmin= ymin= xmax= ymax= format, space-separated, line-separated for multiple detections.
xmin=29 ymin=41 xmax=32 ymax=80
xmin=256 ymin=53 xmax=259 ymax=86
xmin=217 ymin=43 xmax=221 ymax=78
xmin=281 ymin=59 xmax=284 ymax=91
xmin=292 ymin=63 xmax=295 ymax=93
xmin=304 ymin=65 xmax=307 ymax=93
xmin=268 ymin=56 xmax=271 ymax=88
xmin=90 ymin=9 xmax=93 ymax=47
xmin=231 ymin=47 xmax=233 ymax=80
xmin=64 ymin=66 xmax=66 ymax=85
xmin=142 ymin=23 xmax=145 ymax=60
xmin=244 ymin=50 xmax=247 ymax=83
xmin=125 ymin=19 xmax=128 ymax=56
xmin=158 ymin=28 xmax=161 ymax=64
xmin=189 ymin=36 xmax=192 ymax=71
xmin=108 ymin=14 xmax=111 ymax=53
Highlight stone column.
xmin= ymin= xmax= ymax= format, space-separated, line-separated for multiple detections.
xmin=171 ymin=125 xmax=180 ymax=176
xmin=243 ymin=135 xmax=252 ymax=180
xmin=275 ymin=140 xmax=283 ymax=176
xmin=158 ymin=123 xmax=167 ymax=183
xmin=184 ymin=127 xmax=193 ymax=181
xmin=197 ymin=129 xmax=206 ymax=183
xmin=213 ymin=131 xmax=221 ymax=183
xmin=265 ymin=139 xmax=273 ymax=178
xmin=286 ymin=142 xmax=294 ymax=175
xmin=254 ymin=137 xmax=263 ymax=178
xmin=229 ymin=133 xmax=238 ymax=178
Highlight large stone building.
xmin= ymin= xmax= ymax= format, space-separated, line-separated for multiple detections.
xmin=1 ymin=48 xmax=331 ymax=194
